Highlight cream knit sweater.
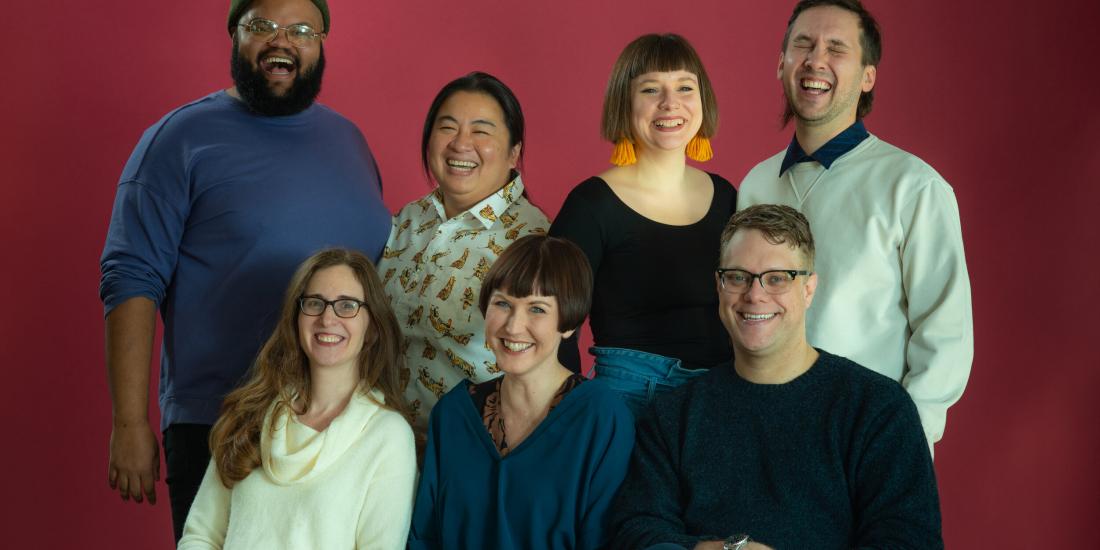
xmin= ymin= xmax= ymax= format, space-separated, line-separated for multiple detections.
xmin=179 ymin=389 xmax=416 ymax=549
xmin=739 ymin=134 xmax=973 ymax=451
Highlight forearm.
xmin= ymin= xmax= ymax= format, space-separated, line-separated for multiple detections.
xmin=106 ymin=297 xmax=157 ymax=425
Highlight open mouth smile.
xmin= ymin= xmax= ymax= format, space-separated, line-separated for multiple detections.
xmin=501 ymin=339 xmax=533 ymax=353
xmin=261 ymin=55 xmax=297 ymax=76
xmin=446 ymin=159 xmax=479 ymax=172
xmin=800 ymin=78 xmax=832 ymax=94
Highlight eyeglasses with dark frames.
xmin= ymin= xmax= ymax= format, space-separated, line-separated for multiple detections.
xmin=299 ymin=296 xmax=365 ymax=318
xmin=716 ymin=268 xmax=812 ymax=295
xmin=238 ymin=18 xmax=325 ymax=47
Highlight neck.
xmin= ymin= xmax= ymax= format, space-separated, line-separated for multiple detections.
xmin=794 ymin=115 xmax=857 ymax=156
xmin=443 ymin=188 xmax=497 ymax=220
xmin=734 ymin=340 xmax=818 ymax=384
xmin=631 ymin=146 xmax=689 ymax=189
xmin=305 ymin=362 xmax=359 ymax=415
xmin=499 ymin=362 xmax=571 ymax=421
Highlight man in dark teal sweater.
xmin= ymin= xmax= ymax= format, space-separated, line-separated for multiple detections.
xmin=610 ymin=204 xmax=942 ymax=550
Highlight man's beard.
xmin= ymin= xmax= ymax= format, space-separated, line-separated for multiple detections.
xmin=230 ymin=39 xmax=325 ymax=117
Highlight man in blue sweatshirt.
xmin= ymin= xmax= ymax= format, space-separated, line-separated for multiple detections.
xmin=98 ymin=0 xmax=391 ymax=541
xmin=610 ymin=205 xmax=941 ymax=550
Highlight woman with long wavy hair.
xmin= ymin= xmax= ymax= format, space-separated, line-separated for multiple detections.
xmin=179 ymin=248 xmax=417 ymax=550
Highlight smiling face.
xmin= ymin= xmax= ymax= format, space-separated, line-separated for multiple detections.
xmin=231 ymin=0 xmax=325 ymax=114
xmin=629 ymin=70 xmax=704 ymax=156
xmin=297 ymin=265 xmax=370 ymax=373
xmin=779 ymin=5 xmax=876 ymax=135
xmin=717 ymin=229 xmax=816 ymax=360
xmin=484 ymin=289 xmax=574 ymax=378
xmin=428 ymin=91 xmax=520 ymax=218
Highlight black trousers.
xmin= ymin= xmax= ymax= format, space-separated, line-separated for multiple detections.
xmin=163 ymin=423 xmax=213 ymax=543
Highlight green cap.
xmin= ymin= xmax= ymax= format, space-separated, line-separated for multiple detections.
xmin=227 ymin=0 xmax=330 ymax=36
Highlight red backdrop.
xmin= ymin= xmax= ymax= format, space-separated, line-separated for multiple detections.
xmin=3 ymin=0 xmax=1097 ymax=547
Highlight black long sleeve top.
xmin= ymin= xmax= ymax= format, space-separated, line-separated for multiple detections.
xmin=549 ymin=174 xmax=736 ymax=372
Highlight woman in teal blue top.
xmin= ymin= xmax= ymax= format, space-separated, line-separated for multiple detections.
xmin=409 ymin=235 xmax=635 ymax=549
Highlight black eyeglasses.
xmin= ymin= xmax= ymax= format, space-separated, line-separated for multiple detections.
xmin=238 ymin=18 xmax=325 ymax=47
xmin=299 ymin=296 xmax=365 ymax=318
xmin=716 ymin=268 xmax=811 ymax=294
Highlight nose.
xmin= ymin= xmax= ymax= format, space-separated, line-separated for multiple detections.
xmin=659 ymin=90 xmax=679 ymax=110
xmin=803 ymin=43 xmax=827 ymax=70
xmin=742 ymin=275 xmax=770 ymax=302
xmin=319 ymin=303 xmax=341 ymax=324
xmin=502 ymin=309 xmax=523 ymax=334
xmin=448 ymin=129 xmax=474 ymax=152
xmin=267 ymin=27 xmax=292 ymax=47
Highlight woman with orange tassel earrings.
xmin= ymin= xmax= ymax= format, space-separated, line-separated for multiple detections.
xmin=549 ymin=34 xmax=736 ymax=416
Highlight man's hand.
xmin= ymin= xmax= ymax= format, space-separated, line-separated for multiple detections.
xmin=108 ymin=420 xmax=160 ymax=504
xmin=104 ymin=297 xmax=159 ymax=504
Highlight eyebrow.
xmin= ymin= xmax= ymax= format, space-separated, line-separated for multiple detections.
xmin=793 ymin=34 xmax=851 ymax=48
xmin=304 ymin=293 xmax=364 ymax=301
xmin=437 ymin=115 xmax=497 ymax=127
xmin=636 ymin=76 xmax=699 ymax=86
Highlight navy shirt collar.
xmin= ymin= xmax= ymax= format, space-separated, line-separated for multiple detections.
xmin=779 ymin=120 xmax=869 ymax=175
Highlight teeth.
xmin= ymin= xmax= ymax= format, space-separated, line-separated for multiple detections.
xmin=654 ymin=119 xmax=685 ymax=128
xmin=502 ymin=340 xmax=533 ymax=352
xmin=447 ymin=160 xmax=477 ymax=169
xmin=801 ymin=79 xmax=831 ymax=90
xmin=742 ymin=313 xmax=777 ymax=321
xmin=265 ymin=56 xmax=294 ymax=65
xmin=317 ymin=335 xmax=342 ymax=343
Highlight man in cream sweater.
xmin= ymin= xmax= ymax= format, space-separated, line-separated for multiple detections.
xmin=737 ymin=0 xmax=973 ymax=454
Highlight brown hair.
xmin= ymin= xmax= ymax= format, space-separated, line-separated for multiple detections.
xmin=781 ymin=0 xmax=882 ymax=124
xmin=208 ymin=248 xmax=411 ymax=487
xmin=601 ymin=33 xmax=719 ymax=143
xmin=721 ymin=205 xmax=816 ymax=269
xmin=478 ymin=235 xmax=592 ymax=332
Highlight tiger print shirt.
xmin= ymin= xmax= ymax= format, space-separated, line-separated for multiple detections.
xmin=379 ymin=175 xmax=550 ymax=431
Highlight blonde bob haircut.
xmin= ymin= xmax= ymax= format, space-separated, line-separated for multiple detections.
xmin=601 ymin=33 xmax=719 ymax=143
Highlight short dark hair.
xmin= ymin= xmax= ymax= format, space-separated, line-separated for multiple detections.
xmin=421 ymin=72 xmax=525 ymax=178
xmin=478 ymin=235 xmax=593 ymax=332
xmin=781 ymin=0 xmax=883 ymax=124
xmin=721 ymin=205 xmax=816 ymax=269
xmin=602 ymin=33 xmax=719 ymax=143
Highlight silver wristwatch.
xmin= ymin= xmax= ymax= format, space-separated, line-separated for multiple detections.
xmin=723 ymin=533 xmax=751 ymax=550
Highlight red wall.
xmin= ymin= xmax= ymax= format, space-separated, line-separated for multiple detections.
xmin=4 ymin=0 xmax=1097 ymax=547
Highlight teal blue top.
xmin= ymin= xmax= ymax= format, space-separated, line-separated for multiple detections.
xmin=409 ymin=377 xmax=634 ymax=549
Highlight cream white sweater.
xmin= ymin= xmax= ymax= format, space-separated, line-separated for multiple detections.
xmin=738 ymin=134 xmax=973 ymax=450
xmin=178 ymin=389 xmax=417 ymax=549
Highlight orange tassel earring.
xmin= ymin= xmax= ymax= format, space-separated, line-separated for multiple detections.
xmin=610 ymin=138 xmax=637 ymax=166
xmin=686 ymin=135 xmax=713 ymax=162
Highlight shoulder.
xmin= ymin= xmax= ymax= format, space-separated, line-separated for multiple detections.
xmin=814 ymin=350 xmax=912 ymax=407
xmin=433 ymin=379 xmax=476 ymax=414
xmin=507 ymin=194 xmax=551 ymax=227
xmin=574 ymin=379 xmax=634 ymax=424
xmin=552 ymin=177 xmax=615 ymax=230
xmin=851 ymin=135 xmax=954 ymax=192
xmin=646 ymin=367 xmax=727 ymax=425
xmin=130 ymin=92 xmax=235 ymax=154
xmin=739 ymin=150 xmax=786 ymax=185
xmin=563 ymin=176 xmax=613 ymax=204
xmin=705 ymin=171 xmax=737 ymax=203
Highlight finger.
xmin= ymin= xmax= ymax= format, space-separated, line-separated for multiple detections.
xmin=118 ymin=475 xmax=130 ymax=501
xmin=108 ymin=466 xmax=118 ymax=489
xmin=128 ymin=473 xmax=146 ymax=503
xmin=142 ymin=472 xmax=157 ymax=505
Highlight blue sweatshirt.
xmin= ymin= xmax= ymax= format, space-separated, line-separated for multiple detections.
xmin=410 ymin=378 xmax=635 ymax=549
xmin=99 ymin=91 xmax=391 ymax=430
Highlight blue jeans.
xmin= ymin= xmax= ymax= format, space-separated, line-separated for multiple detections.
xmin=591 ymin=346 xmax=708 ymax=417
